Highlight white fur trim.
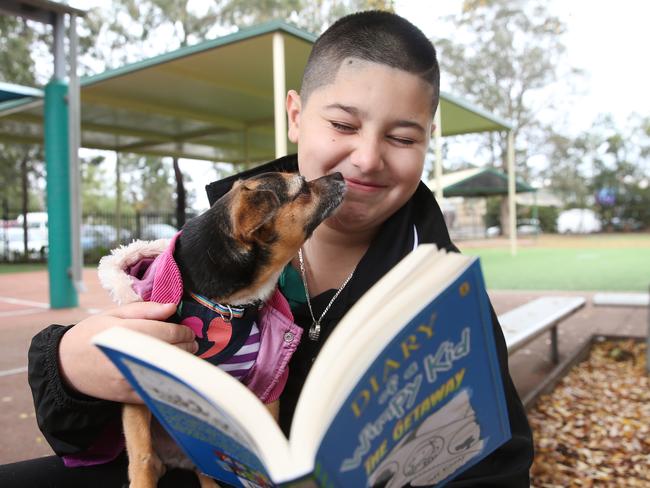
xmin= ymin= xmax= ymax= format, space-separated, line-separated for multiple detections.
xmin=97 ymin=238 xmax=171 ymax=305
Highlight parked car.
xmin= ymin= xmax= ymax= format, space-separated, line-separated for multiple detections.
xmin=517 ymin=218 xmax=541 ymax=235
xmin=0 ymin=226 xmax=48 ymax=260
xmin=140 ymin=223 xmax=177 ymax=240
xmin=557 ymin=209 xmax=602 ymax=234
xmin=81 ymin=224 xmax=132 ymax=251
xmin=610 ymin=217 xmax=644 ymax=232
xmin=485 ymin=219 xmax=542 ymax=237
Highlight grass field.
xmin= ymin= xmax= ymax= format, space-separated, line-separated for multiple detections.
xmin=0 ymin=262 xmax=46 ymax=274
xmin=1 ymin=234 xmax=649 ymax=291
xmin=460 ymin=233 xmax=650 ymax=291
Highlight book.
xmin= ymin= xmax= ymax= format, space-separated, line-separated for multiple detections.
xmin=92 ymin=245 xmax=511 ymax=488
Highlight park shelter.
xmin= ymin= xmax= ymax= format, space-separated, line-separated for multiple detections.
xmin=426 ymin=167 xmax=535 ymax=238
xmin=0 ymin=19 xmax=517 ymax=307
xmin=428 ymin=167 xmax=535 ymax=197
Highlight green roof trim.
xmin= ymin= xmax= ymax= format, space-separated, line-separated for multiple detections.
xmin=82 ymin=20 xmax=316 ymax=87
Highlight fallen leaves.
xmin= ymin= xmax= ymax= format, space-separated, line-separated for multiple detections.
xmin=529 ymin=339 xmax=649 ymax=487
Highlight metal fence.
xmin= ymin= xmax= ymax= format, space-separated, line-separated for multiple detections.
xmin=0 ymin=210 xmax=194 ymax=264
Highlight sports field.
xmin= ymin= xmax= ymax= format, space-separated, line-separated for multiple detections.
xmin=460 ymin=233 xmax=650 ymax=292
xmin=1 ymin=233 xmax=649 ymax=291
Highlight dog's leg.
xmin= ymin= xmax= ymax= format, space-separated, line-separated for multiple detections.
xmin=123 ymin=404 xmax=165 ymax=488
xmin=266 ymin=399 xmax=280 ymax=422
xmin=196 ymin=472 xmax=221 ymax=488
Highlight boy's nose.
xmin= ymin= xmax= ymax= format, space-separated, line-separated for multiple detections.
xmin=351 ymin=136 xmax=383 ymax=173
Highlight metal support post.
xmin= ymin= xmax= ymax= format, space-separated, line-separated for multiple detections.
xmin=272 ymin=32 xmax=287 ymax=158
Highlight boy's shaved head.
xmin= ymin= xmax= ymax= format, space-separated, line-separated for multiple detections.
xmin=301 ymin=10 xmax=440 ymax=112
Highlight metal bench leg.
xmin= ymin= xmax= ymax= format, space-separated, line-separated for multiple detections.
xmin=550 ymin=326 xmax=559 ymax=364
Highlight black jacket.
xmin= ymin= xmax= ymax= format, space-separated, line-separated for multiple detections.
xmin=29 ymin=155 xmax=533 ymax=486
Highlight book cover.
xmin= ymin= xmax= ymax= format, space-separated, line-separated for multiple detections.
xmin=311 ymin=258 xmax=510 ymax=487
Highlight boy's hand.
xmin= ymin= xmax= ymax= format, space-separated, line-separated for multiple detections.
xmin=58 ymin=302 xmax=198 ymax=404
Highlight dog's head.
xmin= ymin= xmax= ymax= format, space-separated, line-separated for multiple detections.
xmin=175 ymin=172 xmax=346 ymax=304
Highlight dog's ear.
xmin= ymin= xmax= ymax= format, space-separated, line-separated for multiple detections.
xmin=232 ymin=184 xmax=281 ymax=240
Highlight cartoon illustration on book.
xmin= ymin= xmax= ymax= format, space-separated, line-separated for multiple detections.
xmin=367 ymin=389 xmax=484 ymax=488
xmin=213 ymin=450 xmax=273 ymax=488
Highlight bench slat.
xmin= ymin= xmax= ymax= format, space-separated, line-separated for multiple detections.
xmin=592 ymin=293 xmax=649 ymax=307
xmin=498 ymin=296 xmax=586 ymax=354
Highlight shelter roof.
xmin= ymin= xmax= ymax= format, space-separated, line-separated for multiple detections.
xmin=0 ymin=20 xmax=512 ymax=162
xmin=0 ymin=82 xmax=43 ymax=103
xmin=427 ymin=167 xmax=535 ymax=197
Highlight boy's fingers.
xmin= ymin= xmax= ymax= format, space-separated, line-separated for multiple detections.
xmin=176 ymin=341 xmax=200 ymax=354
xmin=124 ymin=319 xmax=196 ymax=345
xmin=103 ymin=301 xmax=177 ymax=320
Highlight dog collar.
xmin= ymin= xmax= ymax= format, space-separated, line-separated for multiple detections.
xmin=187 ymin=292 xmax=260 ymax=322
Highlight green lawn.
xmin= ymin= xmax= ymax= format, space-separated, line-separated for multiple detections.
xmin=2 ymin=235 xmax=649 ymax=292
xmin=0 ymin=262 xmax=46 ymax=274
xmin=463 ymin=236 xmax=650 ymax=291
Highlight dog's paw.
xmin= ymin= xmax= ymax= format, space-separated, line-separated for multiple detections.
xmin=128 ymin=452 xmax=165 ymax=488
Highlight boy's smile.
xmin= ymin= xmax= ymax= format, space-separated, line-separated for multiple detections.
xmin=287 ymin=58 xmax=434 ymax=236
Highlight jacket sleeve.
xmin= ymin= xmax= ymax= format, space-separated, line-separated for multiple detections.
xmin=448 ymin=305 xmax=534 ymax=487
xmin=27 ymin=324 xmax=124 ymax=462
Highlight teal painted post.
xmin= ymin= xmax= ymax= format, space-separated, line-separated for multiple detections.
xmin=44 ymin=80 xmax=78 ymax=308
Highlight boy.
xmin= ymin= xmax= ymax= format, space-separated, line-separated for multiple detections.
xmin=16 ymin=10 xmax=533 ymax=487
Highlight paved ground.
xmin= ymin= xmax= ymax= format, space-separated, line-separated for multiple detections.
xmin=0 ymin=269 xmax=647 ymax=465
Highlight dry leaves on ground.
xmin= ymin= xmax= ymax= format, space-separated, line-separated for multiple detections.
xmin=528 ymin=339 xmax=649 ymax=487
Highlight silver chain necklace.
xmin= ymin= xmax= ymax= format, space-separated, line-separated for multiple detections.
xmin=298 ymin=247 xmax=356 ymax=341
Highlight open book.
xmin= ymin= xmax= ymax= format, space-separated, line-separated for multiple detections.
xmin=93 ymin=245 xmax=511 ymax=487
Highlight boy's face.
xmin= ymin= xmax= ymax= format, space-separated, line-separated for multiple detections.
xmin=286 ymin=59 xmax=434 ymax=235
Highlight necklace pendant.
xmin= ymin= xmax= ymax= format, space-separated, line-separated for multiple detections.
xmin=308 ymin=322 xmax=321 ymax=341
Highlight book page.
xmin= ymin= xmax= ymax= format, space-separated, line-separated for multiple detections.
xmin=93 ymin=327 xmax=297 ymax=485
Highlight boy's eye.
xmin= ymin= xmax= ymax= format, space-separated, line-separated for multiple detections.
xmin=330 ymin=121 xmax=356 ymax=133
xmin=388 ymin=135 xmax=415 ymax=146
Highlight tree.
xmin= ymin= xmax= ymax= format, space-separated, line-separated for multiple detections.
xmin=434 ymin=0 xmax=580 ymax=234
xmin=0 ymin=15 xmax=46 ymax=257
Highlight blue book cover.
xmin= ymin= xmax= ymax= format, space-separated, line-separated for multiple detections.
xmin=94 ymin=247 xmax=511 ymax=487
xmin=310 ymin=258 xmax=511 ymax=487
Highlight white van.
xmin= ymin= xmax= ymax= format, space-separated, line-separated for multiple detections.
xmin=557 ymin=209 xmax=602 ymax=234
xmin=16 ymin=212 xmax=48 ymax=232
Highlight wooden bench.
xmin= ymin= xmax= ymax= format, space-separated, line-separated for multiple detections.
xmin=592 ymin=292 xmax=649 ymax=307
xmin=498 ymin=296 xmax=586 ymax=364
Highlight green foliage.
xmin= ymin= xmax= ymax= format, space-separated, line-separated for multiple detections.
xmin=0 ymin=16 xmax=37 ymax=85
xmin=484 ymin=196 xmax=500 ymax=228
xmin=484 ymin=197 xmax=559 ymax=233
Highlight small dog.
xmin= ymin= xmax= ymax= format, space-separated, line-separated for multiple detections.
xmin=114 ymin=172 xmax=345 ymax=487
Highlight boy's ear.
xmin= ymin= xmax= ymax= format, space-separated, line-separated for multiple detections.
xmin=233 ymin=185 xmax=281 ymax=240
xmin=286 ymin=90 xmax=301 ymax=144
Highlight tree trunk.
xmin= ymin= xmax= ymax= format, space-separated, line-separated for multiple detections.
xmin=500 ymin=197 xmax=510 ymax=237
xmin=115 ymin=153 xmax=122 ymax=241
xmin=173 ymin=157 xmax=186 ymax=228
xmin=21 ymin=155 xmax=28 ymax=257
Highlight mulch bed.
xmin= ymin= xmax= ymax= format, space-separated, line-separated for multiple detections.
xmin=528 ymin=339 xmax=649 ymax=487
